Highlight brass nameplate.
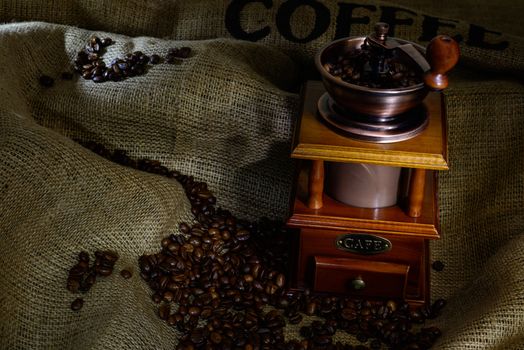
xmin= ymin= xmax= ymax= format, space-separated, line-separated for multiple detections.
xmin=336 ymin=234 xmax=392 ymax=255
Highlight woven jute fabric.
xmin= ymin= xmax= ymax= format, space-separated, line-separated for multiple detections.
xmin=382 ymin=0 xmax=524 ymax=37
xmin=0 ymin=1 xmax=523 ymax=349
xmin=2 ymin=0 xmax=523 ymax=74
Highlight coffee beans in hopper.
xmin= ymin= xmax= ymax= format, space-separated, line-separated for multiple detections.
xmin=76 ymin=141 xmax=447 ymax=349
xmin=324 ymin=44 xmax=423 ymax=89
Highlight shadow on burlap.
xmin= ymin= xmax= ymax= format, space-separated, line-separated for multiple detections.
xmin=1 ymin=1 xmax=524 ymax=349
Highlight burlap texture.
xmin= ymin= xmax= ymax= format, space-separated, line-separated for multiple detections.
xmin=0 ymin=1 xmax=523 ymax=349
xmin=383 ymin=0 xmax=524 ymax=37
xmin=2 ymin=0 xmax=523 ymax=74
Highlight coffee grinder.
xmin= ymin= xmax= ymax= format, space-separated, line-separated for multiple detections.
xmin=287 ymin=23 xmax=459 ymax=306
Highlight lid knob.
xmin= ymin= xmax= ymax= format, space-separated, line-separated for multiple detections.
xmin=373 ymin=22 xmax=389 ymax=43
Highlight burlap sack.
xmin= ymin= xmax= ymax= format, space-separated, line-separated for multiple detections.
xmin=382 ymin=0 xmax=524 ymax=38
xmin=1 ymin=1 xmax=523 ymax=349
xmin=2 ymin=0 xmax=523 ymax=73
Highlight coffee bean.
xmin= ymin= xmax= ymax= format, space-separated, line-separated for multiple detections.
xmin=356 ymin=332 xmax=368 ymax=343
xmin=257 ymin=327 xmax=270 ymax=335
xmin=69 ymin=265 xmax=86 ymax=277
xmin=410 ymin=309 xmax=425 ymax=324
xmin=100 ymin=37 xmax=113 ymax=46
xmin=386 ymin=300 xmax=397 ymax=312
xmin=149 ymin=54 xmax=161 ymax=64
xmin=432 ymin=260 xmax=445 ymax=272
xmin=71 ymin=297 xmax=84 ymax=311
xmin=165 ymin=55 xmax=177 ymax=64
xmin=303 ymin=301 xmax=316 ymax=316
xmin=97 ymin=265 xmax=114 ymax=276
xmin=76 ymin=261 xmax=88 ymax=270
xmin=87 ymin=53 xmax=99 ymax=61
xmin=39 ymin=75 xmax=54 ymax=87
xmin=152 ymin=293 xmax=163 ymax=304
xmin=432 ymin=298 xmax=447 ymax=314
xmin=209 ymin=331 xmax=222 ymax=344
xmin=341 ymin=307 xmax=357 ymax=321
xmin=89 ymin=37 xmax=100 ymax=46
xmin=83 ymin=273 xmax=96 ymax=287
xmin=265 ymin=283 xmax=278 ymax=295
xmin=87 ymin=42 xmax=100 ymax=53
xmin=179 ymin=223 xmax=190 ymax=234
xmin=236 ymin=229 xmax=250 ymax=241
xmin=188 ymin=306 xmax=201 ymax=316
xmin=193 ymin=247 xmax=204 ymax=261
xmin=92 ymin=75 xmax=105 ymax=83
xmin=361 ymin=307 xmax=371 ymax=316
xmin=66 ymin=278 xmax=80 ymax=293
xmin=100 ymin=250 xmax=119 ymax=263
xmin=288 ymin=312 xmax=302 ymax=324
xmin=77 ymin=251 xmax=89 ymax=261
xmin=241 ymin=274 xmax=254 ymax=283
xmin=167 ymin=314 xmax=180 ymax=326
xmin=420 ymin=304 xmax=432 ymax=319
xmin=162 ymin=289 xmax=176 ymax=302
xmin=178 ymin=47 xmax=191 ymax=58
xmin=120 ymin=269 xmax=132 ymax=279
xmin=189 ymin=329 xmax=205 ymax=345
xmin=188 ymin=236 xmax=201 ymax=247
xmin=167 ymin=47 xmax=191 ymax=60
xmin=158 ymin=304 xmax=170 ymax=320
xmin=251 ymin=264 xmax=262 ymax=278
xmin=275 ymin=273 xmax=285 ymax=288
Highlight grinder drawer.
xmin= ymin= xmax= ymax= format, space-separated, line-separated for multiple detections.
xmin=313 ymin=256 xmax=409 ymax=298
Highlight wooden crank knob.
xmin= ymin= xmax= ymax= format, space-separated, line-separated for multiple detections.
xmin=424 ymin=35 xmax=460 ymax=90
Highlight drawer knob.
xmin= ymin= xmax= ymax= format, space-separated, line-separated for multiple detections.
xmin=351 ymin=276 xmax=366 ymax=290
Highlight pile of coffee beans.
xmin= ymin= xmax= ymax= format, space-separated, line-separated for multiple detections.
xmin=76 ymin=141 xmax=446 ymax=349
xmin=66 ymin=250 xmax=119 ymax=310
xmin=323 ymin=45 xmax=422 ymax=89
